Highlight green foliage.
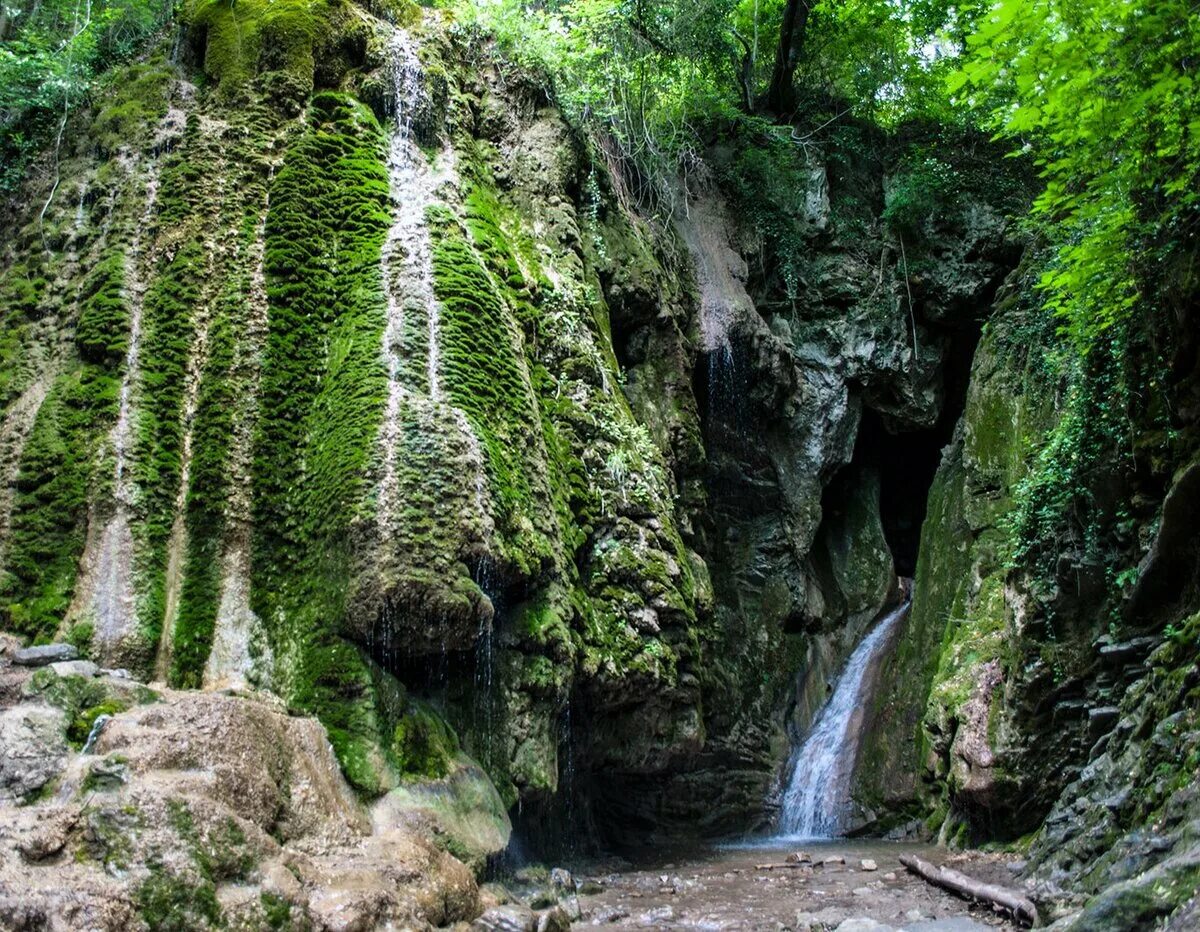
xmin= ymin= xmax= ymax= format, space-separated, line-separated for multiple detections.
xmin=456 ymin=0 xmax=962 ymax=208
xmin=0 ymin=0 xmax=173 ymax=192
xmin=717 ymin=118 xmax=821 ymax=296
xmin=882 ymin=154 xmax=956 ymax=234
xmin=946 ymin=2 xmax=1197 ymax=591
xmin=951 ymin=0 xmax=1200 ymax=350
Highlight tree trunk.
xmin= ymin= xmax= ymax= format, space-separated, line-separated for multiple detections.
xmin=764 ymin=0 xmax=812 ymax=115
xmin=898 ymin=854 xmax=1038 ymax=926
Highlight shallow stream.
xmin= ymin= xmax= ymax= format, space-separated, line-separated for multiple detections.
xmin=567 ymin=840 xmax=1021 ymax=931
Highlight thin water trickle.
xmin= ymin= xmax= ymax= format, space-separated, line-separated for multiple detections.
xmin=706 ymin=341 xmax=744 ymax=429
xmin=778 ymin=593 xmax=911 ymax=840
xmin=473 ymin=561 xmax=498 ymax=764
xmin=81 ymin=714 xmax=112 ymax=755
xmin=377 ymin=29 xmax=442 ymax=527
xmin=560 ymin=699 xmax=578 ymax=851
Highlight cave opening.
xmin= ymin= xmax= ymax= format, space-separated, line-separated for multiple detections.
xmin=850 ymin=322 xmax=981 ymax=576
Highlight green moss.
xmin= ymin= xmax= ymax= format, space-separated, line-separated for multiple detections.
xmin=167 ymin=199 xmax=267 ymax=686
xmin=90 ymin=61 xmax=172 ymax=155
xmin=75 ymin=255 xmax=128 ymax=363
xmin=391 ymin=701 xmax=460 ymax=780
xmin=67 ymin=621 xmax=95 ymax=658
xmin=250 ymin=92 xmax=393 ymax=793
xmin=67 ymin=698 xmax=129 ymax=747
xmin=260 ymin=892 xmax=295 ymax=930
xmin=0 ymin=282 xmax=125 ymax=640
xmin=428 ymin=219 xmax=556 ymax=576
xmin=136 ymin=859 xmax=222 ymax=931
xmin=187 ymin=0 xmax=326 ymax=96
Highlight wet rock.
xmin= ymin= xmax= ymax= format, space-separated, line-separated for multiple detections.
xmin=16 ymin=806 xmax=79 ymax=862
xmin=474 ymin=904 xmax=536 ymax=931
xmin=833 ymin=920 xmax=896 ymax=932
xmin=536 ymin=906 xmax=571 ymax=932
xmin=1087 ymin=706 xmax=1120 ymax=740
xmin=578 ymin=879 xmax=605 ymax=895
xmin=589 ymin=904 xmax=630 ymax=924
xmin=634 ymin=904 xmax=676 ymax=925
xmin=370 ymin=754 xmax=511 ymax=872
xmin=48 ymin=660 xmax=98 ymax=678
xmin=13 ymin=644 xmax=77 ymax=667
xmin=549 ymin=867 xmax=575 ymax=891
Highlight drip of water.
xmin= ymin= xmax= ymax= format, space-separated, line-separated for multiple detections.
xmin=674 ymin=194 xmax=753 ymax=356
xmin=560 ymin=700 xmax=577 ymax=852
xmin=778 ymin=595 xmax=911 ymax=839
xmin=706 ymin=341 xmax=743 ymax=429
xmin=86 ymin=165 xmax=161 ymax=659
xmin=81 ymin=713 xmax=112 ymax=755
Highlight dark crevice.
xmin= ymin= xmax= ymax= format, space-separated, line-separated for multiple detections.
xmin=852 ymin=322 xmax=981 ymax=576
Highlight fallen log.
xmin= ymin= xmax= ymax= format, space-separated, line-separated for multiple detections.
xmin=754 ymin=862 xmax=810 ymax=871
xmin=899 ymin=854 xmax=1037 ymax=926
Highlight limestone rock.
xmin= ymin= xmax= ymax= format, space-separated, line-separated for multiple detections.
xmin=49 ymin=659 xmax=98 ymax=678
xmin=0 ymin=704 xmax=68 ymax=803
xmin=474 ymin=904 xmax=536 ymax=931
xmin=13 ymin=644 xmax=78 ymax=667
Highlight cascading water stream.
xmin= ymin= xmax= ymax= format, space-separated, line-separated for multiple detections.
xmin=778 ymin=592 xmax=911 ymax=839
xmin=377 ymin=29 xmax=441 ymax=531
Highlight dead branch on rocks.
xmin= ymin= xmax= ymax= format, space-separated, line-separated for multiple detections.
xmin=899 ymin=854 xmax=1038 ymax=926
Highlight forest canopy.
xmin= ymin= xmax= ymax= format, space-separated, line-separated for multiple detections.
xmin=2 ymin=0 xmax=1197 ymax=348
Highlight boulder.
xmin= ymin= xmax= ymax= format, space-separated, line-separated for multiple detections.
xmin=13 ymin=644 xmax=78 ymax=667
xmin=0 ymin=705 xmax=68 ymax=802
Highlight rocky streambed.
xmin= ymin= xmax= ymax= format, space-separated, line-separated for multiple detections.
xmin=541 ymin=842 xmax=1023 ymax=931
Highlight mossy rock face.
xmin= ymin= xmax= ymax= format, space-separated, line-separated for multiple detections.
xmin=391 ymin=701 xmax=460 ymax=781
xmin=372 ymin=749 xmax=513 ymax=874
xmin=851 ymin=322 xmax=1060 ymax=833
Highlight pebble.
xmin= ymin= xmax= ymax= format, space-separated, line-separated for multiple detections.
xmin=822 ymin=855 xmax=846 ymax=866
xmin=883 ymin=872 xmax=897 ymax=881
xmin=860 ymin=858 xmax=878 ymax=871
xmin=787 ymin=850 xmax=813 ymax=864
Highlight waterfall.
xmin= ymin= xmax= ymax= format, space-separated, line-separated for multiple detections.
xmin=374 ymin=28 xmax=495 ymax=586
xmin=778 ymin=594 xmax=911 ymax=839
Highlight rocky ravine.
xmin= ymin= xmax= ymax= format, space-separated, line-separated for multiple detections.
xmin=2 ymin=2 xmax=1199 ymax=930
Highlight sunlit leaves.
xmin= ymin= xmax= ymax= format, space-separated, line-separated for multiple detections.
xmin=952 ymin=0 xmax=1200 ymax=350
